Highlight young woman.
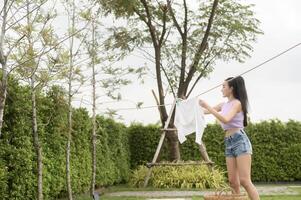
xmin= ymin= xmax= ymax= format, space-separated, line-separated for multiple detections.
xmin=199 ymin=76 xmax=259 ymax=200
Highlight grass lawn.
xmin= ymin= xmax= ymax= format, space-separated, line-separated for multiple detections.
xmin=72 ymin=196 xmax=301 ymax=200
xmin=73 ymin=194 xmax=301 ymax=200
xmin=69 ymin=184 xmax=301 ymax=200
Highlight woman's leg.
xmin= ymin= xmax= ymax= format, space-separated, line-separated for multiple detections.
xmin=236 ymin=154 xmax=260 ymax=200
xmin=226 ymin=157 xmax=240 ymax=193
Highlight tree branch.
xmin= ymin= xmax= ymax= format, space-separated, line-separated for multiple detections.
xmin=9 ymin=20 xmax=91 ymax=72
xmin=5 ymin=1 xmax=47 ymax=31
xmin=166 ymin=0 xmax=183 ymax=37
xmin=186 ymin=29 xmax=233 ymax=97
xmin=6 ymin=34 xmax=26 ymax=56
xmin=177 ymin=0 xmax=188 ymax=97
xmin=140 ymin=0 xmax=159 ymax=47
xmin=160 ymin=63 xmax=176 ymax=98
xmin=183 ymin=0 xmax=219 ymax=93
xmin=158 ymin=5 xmax=167 ymax=46
xmin=186 ymin=61 xmax=210 ymax=98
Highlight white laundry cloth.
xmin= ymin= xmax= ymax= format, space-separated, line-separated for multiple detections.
xmin=174 ymin=97 xmax=206 ymax=145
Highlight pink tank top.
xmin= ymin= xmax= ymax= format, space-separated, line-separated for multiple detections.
xmin=220 ymin=100 xmax=244 ymax=130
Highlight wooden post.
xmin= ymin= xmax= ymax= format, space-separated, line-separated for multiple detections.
xmin=151 ymin=89 xmax=164 ymax=124
xmin=198 ymin=142 xmax=214 ymax=170
xmin=143 ymin=99 xmax=177 ymax=187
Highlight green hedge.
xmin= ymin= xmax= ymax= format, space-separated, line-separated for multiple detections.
xmin=247 ymin=120 xmax=301 ymax=182
xmin=95 ymin=116 xmax=130 ymax=186
xmin=127 ymin=123 xmax=168 ymax=169
xmin=0 ymin=79 xmax=130 ymax=199
xmin=0 ymin=78 xmax=36 ymax=199
xmin=127 ymin=121 xmax=301 ymax=182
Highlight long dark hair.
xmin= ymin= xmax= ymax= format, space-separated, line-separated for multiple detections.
xmin=226 ymin=76 xmax=249 ymax=126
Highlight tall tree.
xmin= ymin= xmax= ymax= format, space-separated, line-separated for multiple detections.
xmin=10 ymin=0 xmax=59 ymax=198
xmin=0 ymin=0 xmax=10 ymax=138
xmin=97 ymin=0 xmax=262 ymax=160
xmin=61 ymin=0 xmax=88 ymax=198
xmin=79 ymin=4 xmax=147 ymax=195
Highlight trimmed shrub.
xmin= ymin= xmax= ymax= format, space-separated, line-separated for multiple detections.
xmin=129 ymin=163 xmax=226 ymax=189
xmin=95 ymin=116 xmax=131 ymax=186
xmin=127 ymin=123 xmax=168 ymax=169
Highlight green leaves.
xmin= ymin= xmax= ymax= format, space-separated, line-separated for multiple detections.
xmin=40 ymin=27 xmax=57 ymax=46
xmin=97 ymin=0 xmax=139 ymax=18
xmin=129 ymin=164 xmax=226 ymax=189
xmin=95 ymin=116 xmax=131 ymax=185
xmin=79 ymin=9 xmax=93 ymax=21
xmin=99 ymin=0 xmax=263 ymax=95
xmin=104 ymin=26 xmax=148 ymax=54
xmin=0 ymin=79 xmax=132 ymax=199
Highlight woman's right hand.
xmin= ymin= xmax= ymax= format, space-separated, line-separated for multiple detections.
xmin=199 ymin=99 xmax=209 ymax=110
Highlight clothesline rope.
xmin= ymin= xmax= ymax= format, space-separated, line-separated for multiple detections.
xmin=114 ymin=42 xmax=301 ymax=111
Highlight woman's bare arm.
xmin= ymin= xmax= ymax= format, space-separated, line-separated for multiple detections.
xmin=200 ymin=100 xmax=241 ymax=123
xmin=202 ymin=102 xmax=223 ymax=114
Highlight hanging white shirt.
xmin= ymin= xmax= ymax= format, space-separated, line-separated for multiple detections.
xmin=174 ymin=97 xmax=206 ymax=145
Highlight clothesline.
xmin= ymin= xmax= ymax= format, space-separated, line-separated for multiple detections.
xmin=114 ymin=42 xmax=301 ymax=111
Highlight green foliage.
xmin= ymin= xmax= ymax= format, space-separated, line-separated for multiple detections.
xmin=10 ymin=0 xmax=59 ymax=84
xmin=96 ymin=116 xmax=131 ymax=186
xmin=95 ymin=116 xmax=116 ymax=186
xmin=127 ymin=123 xmax=169 ymax=169
xmin=0 ymin=77 xmax=36 ymax=199
xmin=0 ymin=80 xmax=130 ymax=199
xmin=39 ymin=86 xmax=68 ymax=199
xmin=0 ymin=158 xmax=8 ymax=199
xmin=283 ymin=122 xmax=301 ymax=180
xmin=100 ymin=0 xmax=263 ymax=91
xmin=128 ymin=121 xmax=301 ymax=182
xmin=97 ymin=0 xmax=139 ymax=17
xmin=129 ymin=164 xmax=226 ymax=189
xmin=198 ymin=0 xmax=263 ymax=63
xmin=128 ymin=165 xmax=149 ymax=188
xmin=70 ymin=108 xmax=93 ymax=194
xmin=247 ymin=120 xmax=301 ymax=182
xmin=1 ymin=76 xmax=301 ymax=199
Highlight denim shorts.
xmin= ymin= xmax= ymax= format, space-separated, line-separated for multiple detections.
xmin=224 ymin=129 xmax=252 ymax=157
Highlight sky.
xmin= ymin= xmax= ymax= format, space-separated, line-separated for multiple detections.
xmin=99 ymin=0 xmax=301 ymax=125
xmin=0 ymin=0 xmax=298 ymax=192
xmin=5 ymin=0 xmax=298 ymax=125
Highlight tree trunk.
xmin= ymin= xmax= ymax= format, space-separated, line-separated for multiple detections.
xmin=151 ymin=90 xmax=180 ymax=161
xmin=31 ymin=76 xmax=43 ymax=200
xmin=66 ymin=1 xmax=75 ymax=199
xmin=66 ymin=139 xmax=72 ymax=200
xmin=0 ymin=0 xmax=8 ymax=138
xmin=0 ymin=62 xmax=7 ymax=138
xmin=90 ymin=19 xmax=97 ymax=196
xmin=66 ymin=80 xmax=73 ymax=200
xmin=165 ymin=0 xmax=219 ymax=161
xmin=140 ymin=0 xmax=181 ymax=161
xmin=154 ymin=46 xmax=181 ymax=161
xmin=25 ymin=0 xmax=43 ymax=197
xmin=165 ymin=129 xmax=181 ymax=161
xmin=66 ymin=59 xmax=73 ymax=200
